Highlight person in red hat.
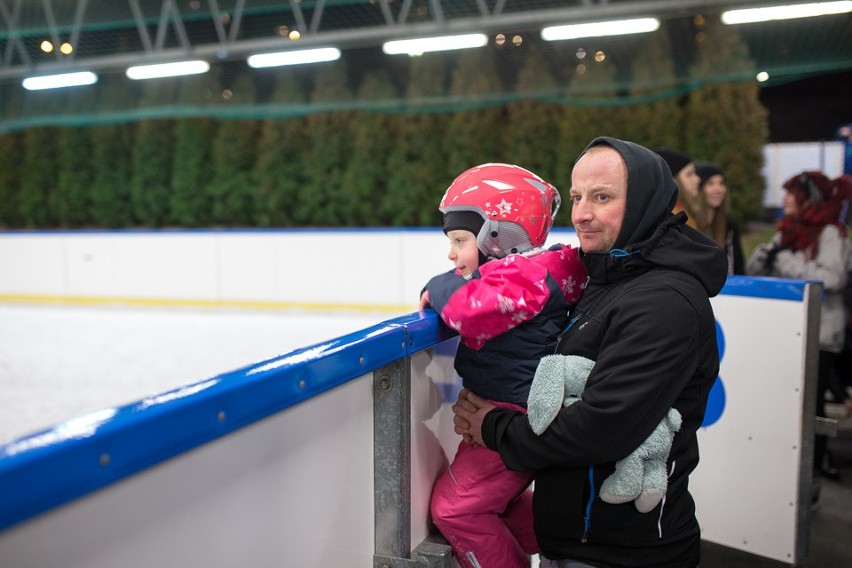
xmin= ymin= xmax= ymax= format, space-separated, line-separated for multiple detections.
xmin=747 ymin=171 xmax=852 ymax=494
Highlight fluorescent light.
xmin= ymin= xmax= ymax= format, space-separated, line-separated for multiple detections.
xmin=22 ymin=71 xmax=98 ymax=91
xmin=541 ymin=17 xmax=660 ymax=41
xmin=382 ymin=33 xmax=488 ymax=56
xmin=247 ymin=47 xmax=341 ymax=68
xmin=722 ymin=1 xmax=852 ymax=24
xmin=126 ymin=60 xmax=210 ymax=80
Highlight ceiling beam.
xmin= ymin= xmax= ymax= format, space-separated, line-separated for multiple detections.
xmin=0 ymin=0 xmax=823 ymax=81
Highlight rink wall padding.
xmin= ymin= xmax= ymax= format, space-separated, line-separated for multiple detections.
xmin=0 ymin=311 xmax=443 ymax=529
xmin=0 ymin=275 xmax=820 ymax=567
xmin=0 ymin=228 xmax=578 ymax=313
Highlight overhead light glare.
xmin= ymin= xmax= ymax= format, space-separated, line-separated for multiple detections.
xmin=22 ymin=71 xmax=98 ymax=91
xmin=382 ymin=33 xmax=488 ymax=56
xmin=126 ymin=60 xmax=210 ymax=80
xmin=541 ymin=17 xmax=660 ymax=41
xmin=247 ymin=47 xmax=341 ymax=68
xmin=722 ymin=1 xmax=852 ymax=24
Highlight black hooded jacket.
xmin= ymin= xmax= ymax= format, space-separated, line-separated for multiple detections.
xmin=480 ymin=137 xmax=729 ymax=567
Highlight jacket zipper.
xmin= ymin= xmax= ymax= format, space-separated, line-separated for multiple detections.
xmin=556 ymin=311 xmax=585 ymax=348
xmin=582 ymin=465 xmax=595 ymax=543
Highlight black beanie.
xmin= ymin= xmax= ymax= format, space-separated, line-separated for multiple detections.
xmin=443 ymin=211 xmax=484 ymax=236
xmin=694 ymin=161 xmax=724 ymax=190
xmin=652 ymin=147 xmax=692 ymax=178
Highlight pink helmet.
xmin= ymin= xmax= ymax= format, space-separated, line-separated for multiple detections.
xmin=439 ymin=163 xmax=561 ymax=258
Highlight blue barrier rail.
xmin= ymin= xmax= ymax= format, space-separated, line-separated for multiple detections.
xmin=0 ymin=310 xmax=446 ymax=532
xmin=722 ymin=275 xmax=814 ymax=301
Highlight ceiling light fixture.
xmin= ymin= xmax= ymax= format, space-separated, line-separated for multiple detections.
xmin=126 ymin=60 xmax=210 ymax=80
xmin=382 ymin=33 xmax=488 ymax=56
xmin=541 ymin=17 xmax=660 ymax=41
xmin=22 ymin=71 xmax=98 ymax=91
xmin=722 ymin=1 xmax=852 ymax=24
xmin=247 ymin=47 xmax=341 ymax=68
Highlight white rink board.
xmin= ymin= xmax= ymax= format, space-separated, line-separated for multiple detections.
xmin=0 ymin=229 xmax=579 ymax=310
xmin=0 ymin=376 xmax=376 ymax=568
xmin=0 ymin=225 xmax=817 ymax=567
xmin=410 ymin=340 xmax=461 ymax=548
xmin=694 ymin=292 xmax=812 ymax=563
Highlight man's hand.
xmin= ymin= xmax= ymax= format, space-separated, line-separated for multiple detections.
xmin=452 ymin=389 xmax=496 ymax=447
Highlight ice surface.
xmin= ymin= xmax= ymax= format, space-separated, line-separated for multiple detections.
xmin=0 ymin=304 xmax=391 ymax=444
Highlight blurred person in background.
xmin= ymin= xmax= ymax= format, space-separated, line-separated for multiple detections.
xmin=835 ymin=254 xmax=852 ymax=405
xmin=747 ymin=171 xmax=852 ymax=495
xmin=694 ymin=161 xmax=745 ymax=275
xmin=653 ymin=147 xmax=702 ymax=231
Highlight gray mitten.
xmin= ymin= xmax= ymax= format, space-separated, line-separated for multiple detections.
xmin=527 ymin=355 xmax=595 ymax=435
xmin=752 ymin=243 xmax=770 ymax=264
xmin=746 ymin=243 xmax=771 ymax=275
xmin=772 ymin=249 xmax=800 ymax=277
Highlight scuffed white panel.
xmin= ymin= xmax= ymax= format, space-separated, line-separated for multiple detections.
xmin=0 ymin=228 xmax=578 ymax=309
xmin=0 ymin=376 xmax=376 ymax=568
xmin=410 ymin=340 xmax=461 ymax=548
xmin=693 ymin=293 xmax=811 ymax=564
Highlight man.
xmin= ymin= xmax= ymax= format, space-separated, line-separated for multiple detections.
xmin=453 ymin=137 xmax=729 ymax=567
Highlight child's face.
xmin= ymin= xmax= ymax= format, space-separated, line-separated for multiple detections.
xmin=446 ymin=229 xmax=480 ymax=277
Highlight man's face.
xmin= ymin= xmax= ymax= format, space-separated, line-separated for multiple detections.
xmin=570 ymin=146 xmax=628 ymax=253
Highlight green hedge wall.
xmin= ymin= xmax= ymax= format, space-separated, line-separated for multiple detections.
xmin=0 ymin=20 xmax=769 ymax=230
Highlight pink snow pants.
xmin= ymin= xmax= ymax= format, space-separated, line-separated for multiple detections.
xmin=430 ymin=400 xmax=538 ymax=568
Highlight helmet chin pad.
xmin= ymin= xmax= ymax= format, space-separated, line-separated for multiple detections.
xmin=478 ymin=219 xmax=535 ymax=259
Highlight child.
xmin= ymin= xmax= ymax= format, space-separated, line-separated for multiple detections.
xmin=420 ymin=163 xmax=587 ymax=568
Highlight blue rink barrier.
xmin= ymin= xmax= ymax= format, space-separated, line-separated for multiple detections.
xmin=721 ymin=274 xmax=814 ymax=300
xmin=0 ymin=276 xmax=821 ymax=567
xmin=0 ymin=311 xmax=445 ymax=532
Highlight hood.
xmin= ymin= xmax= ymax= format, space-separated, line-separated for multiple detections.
xmin=576 ymin=136 xmax=726 ymax=297
xmin=578 ymin=136 xmax=678 ymax=250
xmin=582 ymin=212 xmax=729 ymax=297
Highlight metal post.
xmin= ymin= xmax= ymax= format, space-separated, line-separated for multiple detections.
xmin=374 ymin=359 xmax=412 ymax=564
xmin=373 ymin=358 xmax=452 ymax=568
xmin=796 ymin=281 xmax=822 ymax=565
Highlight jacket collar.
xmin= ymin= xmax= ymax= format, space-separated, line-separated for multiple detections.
xmin=579 ymin=212 xmax=728 ymax=297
